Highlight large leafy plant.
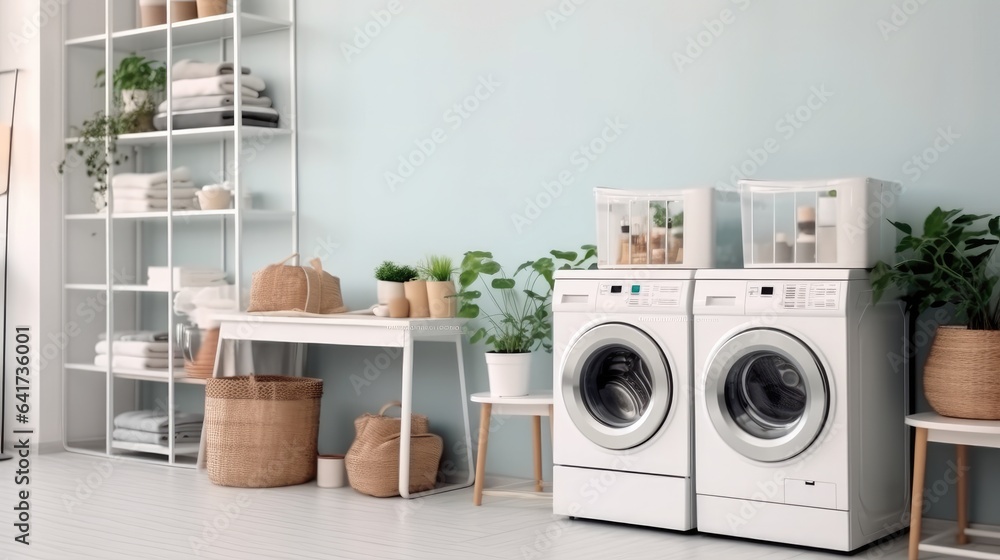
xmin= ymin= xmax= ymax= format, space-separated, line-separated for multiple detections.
xmin=96 ymin=54 xmax=167 ymax=98
xmin=872 ymin=207 xmax=1000 ymax=330
xmin=455 ymin=245 xmax=596 ymax=353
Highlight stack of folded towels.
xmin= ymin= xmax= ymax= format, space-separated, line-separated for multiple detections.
xmin=148 ymin=266 xmax=227 ymax=291
xmin=113 ymin=410 xmax=203 ymax=447
xmin=155 ymin=59 xmax=279 ymax=131
xmin=111 ymin=166 xmax=196 ymax=213
xmin=94 ymin=331 xmax=182 ymax=370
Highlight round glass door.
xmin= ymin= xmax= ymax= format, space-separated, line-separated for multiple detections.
xmin=562 ymin=323 xmax=671 ymax=450
xmin=704 ymin=329 xmax=829 ymax=463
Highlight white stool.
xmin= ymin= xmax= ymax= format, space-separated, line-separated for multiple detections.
xmin=471 ymin=391 xmax=553 ymax=506
xmin=906 ymin=412 xmax=1000 ymax=560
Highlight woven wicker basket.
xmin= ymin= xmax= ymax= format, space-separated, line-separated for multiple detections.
xmin=247 ymin=254 xmax=348 ymax=315
xmin=205 ymin=375 xmax=324 ymax=488
xmin=345 ymin=402 xmax=443 ymax=498
xmin=924 ymin=326 xmax=1000 ymax=420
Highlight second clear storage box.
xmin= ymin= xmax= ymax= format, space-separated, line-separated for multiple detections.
xmin=595 ymin=187 xmax=715 ymax=269
xmin=739 ymin=177 xmax=898 ymax=268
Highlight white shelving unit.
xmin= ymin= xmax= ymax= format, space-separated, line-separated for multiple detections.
xmin=60 ymin=0 xmax=297 ymax=467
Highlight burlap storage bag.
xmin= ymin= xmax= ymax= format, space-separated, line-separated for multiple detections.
xmin=247 ymin=254 xmax=348 ymax=314
xmin=205 ymin=375 xmax=323 ymax=488
xmin=345 ymin=402 xmax=443 ymax=497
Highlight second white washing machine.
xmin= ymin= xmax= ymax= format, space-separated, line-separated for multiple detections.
xmin=552 ymin=269 xmax=695 ymax=531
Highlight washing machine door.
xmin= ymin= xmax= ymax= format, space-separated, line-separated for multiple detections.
xmin=561 ymin=323 xmax=671 ymax=450
xmin=704 ymin=328 xmax=829 ymax=463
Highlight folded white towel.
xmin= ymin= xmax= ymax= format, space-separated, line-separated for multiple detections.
xmin=157 ymin=95 xmax=272 ymax=114
xmin=95 ymin=354 xmax=184 ymax=370
xmin=114 ymin=409 xmax=204 ymax=432
xmin=172 ymin=59 xmax=250 ymax=81
xmin=172 ymin=75 xmax=266 ymax=98
xmin=95 ymin=340 xmax=174 ymax=357
xmin=112 ymin=167 xmax=192 ymax=189
xmin=148 ymin=267 xmax=228 ymax=290
xmin=114 ymin=199 xmax=194 ymax=213
xmin=113 ymin=428 xmax=201 ymax=446
xmin=114 ymin=187 xmax=198 ymax=201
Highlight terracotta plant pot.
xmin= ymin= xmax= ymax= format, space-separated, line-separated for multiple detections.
xmin=197 ymin=0 xmax=228 ymax=17
xmin=426 ymin=280 xmax=456 ymax=318
xmin=924 ymin=326 xmax=1000 ymax=420
xmin=404 ymin=280 xmax=430 ymax=318
xmin=170 ymin=0 xmax=198 ymax=22
xmin=140 ymin=0 xmax=167 ymax=27
xmin=485 ymin=352 xmax=531 ymax=397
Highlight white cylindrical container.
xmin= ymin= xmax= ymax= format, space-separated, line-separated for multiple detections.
xmin=317 ymin=455 xmax=347 ymax=488
xmin=485 ymin=352 xmax=531 ymax=397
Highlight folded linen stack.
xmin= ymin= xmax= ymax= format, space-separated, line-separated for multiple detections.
xmin=99 ymin=330 xmax=169 ymax=342
xmin=93 ymin=338 xmax=183 ymax=370
xmin=113 ymin=410 xmax=204 ymax=447
xmin=155 ymin=59 xmax=279 ymax=131
xmin=111 ymin=167 xmax=197 ymax=213
xmin=148 ymin=266 xmax=227 ymax=290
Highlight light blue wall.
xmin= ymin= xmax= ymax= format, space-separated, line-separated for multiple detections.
xmin=286 ymin=0 xmax=1000 ymax=522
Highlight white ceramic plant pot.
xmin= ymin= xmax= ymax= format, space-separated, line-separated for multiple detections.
xmin=121 ymin=89 xmax=149 ymax=114
xmin=485 ymin=352 xmax=531 ymax=397
xmin=376 ymin=280 xmax=405 ymax=305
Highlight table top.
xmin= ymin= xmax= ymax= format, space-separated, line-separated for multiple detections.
xmin=471 ymin=391 xmax=553 ymax=405
xmin=214 ymin=311 xmax=468 ymax=328
xmin=906 ymin=412 xmax=1000 ymax=434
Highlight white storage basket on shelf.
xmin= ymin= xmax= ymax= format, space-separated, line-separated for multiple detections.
xmin=595 ymin=187 xmax=715 ymax=269
xmin=739 ymin=177 xmax=898 ymax=268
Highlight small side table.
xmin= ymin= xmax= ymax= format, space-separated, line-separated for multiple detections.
xmin=906 ymin=412 xmax=1000 ymax=560
xmin=471 ymin=391 xmax=553 ymax=506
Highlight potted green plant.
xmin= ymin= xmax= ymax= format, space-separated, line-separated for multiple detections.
xmin=374 ymin=261 xmax=418 ymax=307
xmin=421 ymin=255 xmax=458 ymax=318
xmin=58 ymin=112 xmax=138 ymax=210
xmin=455 ymin=246 xmax=595 ymax=397
xmin=96 ymin=54 xmax=167 ymax=132
xmin=872 ymin=207 xmax=1000 ymax=420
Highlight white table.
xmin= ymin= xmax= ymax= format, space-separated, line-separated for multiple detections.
xmin=906 ymin=412 xmax=1000 ymax=560
xmin=201 ymin=312 xmax=474 ymax=499
xmin=471 ymin=391 xmax=553 ymax=505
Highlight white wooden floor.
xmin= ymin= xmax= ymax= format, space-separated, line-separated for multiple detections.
xmin=4 ymin=452 xmax=946 ymax=559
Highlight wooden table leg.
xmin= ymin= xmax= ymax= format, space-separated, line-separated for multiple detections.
xmin=909 ymin=427 xmax=928 ymax=560
xmin=532 ymin=415 xmax=543 ymax=492
xmin=957 ymin=444 xmax=969 ymax=545
xmin=473 ymin=404 xmax=492 ymax=506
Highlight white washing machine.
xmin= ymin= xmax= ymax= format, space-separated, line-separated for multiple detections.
xmin=552 ymin=269 xmax=695 ymax=531
xmin=693 ymin=269 xmax=909 ymax=551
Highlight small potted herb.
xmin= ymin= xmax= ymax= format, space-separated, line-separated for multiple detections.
xmin=421 ymin=255 xmax=458 ymax=318
xmin=96 ymin=53 xmax=167 ymax=132
xmin=374 ymin=261 xmax=418 ymax=307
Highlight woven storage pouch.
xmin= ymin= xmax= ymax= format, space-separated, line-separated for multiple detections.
xmin=924 ymin=326 xmax=1000 ymax=420
xmin=205 ymin=375 xmax=324 ymax=488
xmin=345 ymin=401 xmax=443 ymax=498
xmin=247 ymin=254 xmax=348 ymax=314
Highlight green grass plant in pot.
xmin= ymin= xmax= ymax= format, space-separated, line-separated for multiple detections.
xmin=421 ymin=255 xmax=458 ymax=318
xmin=872 ymin=207 xmax=1000 ymax=420
xmin=374 ymin=261 xmax=418 ymax=307
xmin=455 ymin=246 xmax=596 ymax=397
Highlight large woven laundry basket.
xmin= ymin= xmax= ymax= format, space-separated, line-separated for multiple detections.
xmin=247 ymin=254 xmax=348 ymax=314
xmin=345 ymin=402 xmax=443 ymax=497
xmin=205 ymin=375 xmax=323 ymax=488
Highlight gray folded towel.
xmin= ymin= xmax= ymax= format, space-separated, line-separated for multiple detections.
xmin=113 ymin=428 xmax=202 ymax=446
xmin=99 ymin=331 xmax=169 ymax=342
xmin=172 ymin=59 xmax=250 ymax=81
xmin=113 ymin=410 xmax=204 ymax=433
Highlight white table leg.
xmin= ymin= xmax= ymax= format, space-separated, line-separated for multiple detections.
xmin=404 ymin=335 xmax=476 ymax=499
xmin=399 ymin=334 xmax=414 ymax=498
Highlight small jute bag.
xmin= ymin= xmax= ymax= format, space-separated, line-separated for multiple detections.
xmin=247 ymin=254 xmax=348 ymax=314
xmin=205 ymin=375 xmax=324 ymax=488
xmin=345 ymin=402 xmax=443 ymax=497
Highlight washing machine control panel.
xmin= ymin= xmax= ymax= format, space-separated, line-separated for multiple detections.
xmin=598 ymin=282 xmax=683 ymax=308
xmin=746 ymin=281 xmax=842 ymax=311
